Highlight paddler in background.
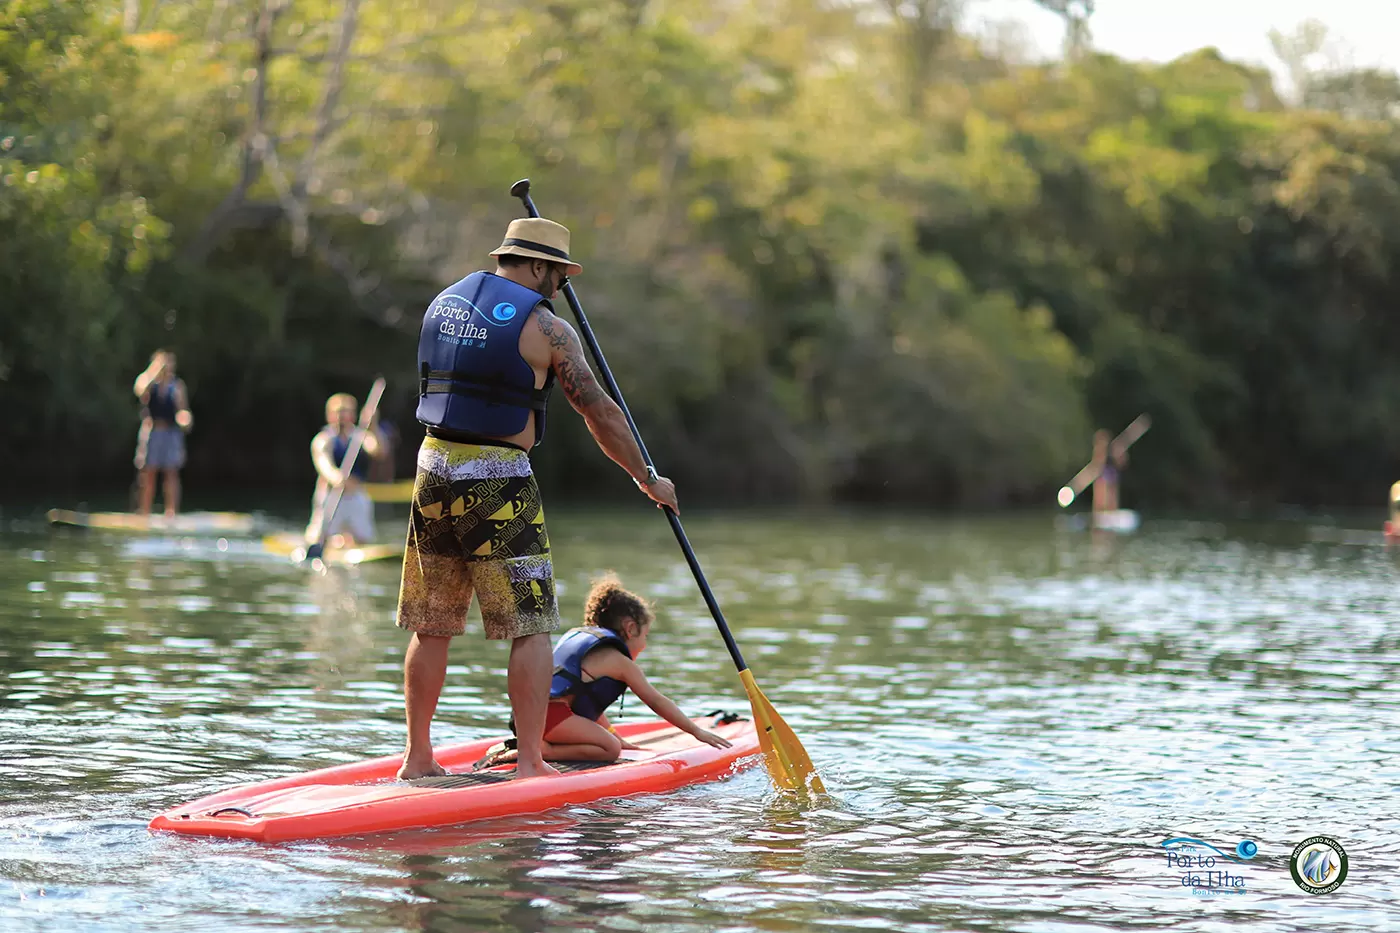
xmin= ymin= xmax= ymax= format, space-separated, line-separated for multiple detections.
xmin=132 ymin=349 xmax=193 ymax=518
xmin=306 ymin=392 xmax=384 ymax=548
xmin=1090 ymin=428 xmax=1128 ymax=516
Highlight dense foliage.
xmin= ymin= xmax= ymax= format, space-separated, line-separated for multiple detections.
xmin=4 ymin=0 xmax=1398 ymax=507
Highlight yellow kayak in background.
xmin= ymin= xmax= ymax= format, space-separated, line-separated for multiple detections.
xmin=364 ymin=480 xmax=414 ymax=503
xmin=47 ymin=509 xmax=258 ymax=536
xmin=262 ymin=532 xmax=403 ymax=566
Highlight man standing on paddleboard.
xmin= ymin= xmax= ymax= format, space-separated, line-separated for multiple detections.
xmin=395 ymin=217 xmax=678 ymax=780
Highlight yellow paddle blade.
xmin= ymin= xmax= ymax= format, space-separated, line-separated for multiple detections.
xmin=738 ymin=669 xmax=824 ymax=794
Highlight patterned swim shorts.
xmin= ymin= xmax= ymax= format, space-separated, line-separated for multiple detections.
xmin=395 ymin=437 xmax=560 ymax=641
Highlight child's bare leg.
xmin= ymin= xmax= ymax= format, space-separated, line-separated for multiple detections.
xmin=542 ymin=715 xmax=623 ymax=762
xmin=541 ymin=741 xmax=618 ymax=761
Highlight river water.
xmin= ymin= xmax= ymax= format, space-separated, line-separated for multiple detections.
xmin=1 ymin=507 xmax=1396 ymax=931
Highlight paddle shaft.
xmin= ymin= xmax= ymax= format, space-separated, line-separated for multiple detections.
xmin=309 ymin=377 xmax=386 ymax=558
xmin=1111 ymin=413 xmax=1152 ymax=456
xmin=511 ymin=185 xmax=749 ymax=675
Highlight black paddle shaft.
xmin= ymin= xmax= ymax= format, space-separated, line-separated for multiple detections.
xmin=509 ymin=179 xmax=749 ymax=674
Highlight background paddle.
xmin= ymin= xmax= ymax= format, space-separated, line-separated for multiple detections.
xmin=305 ymin=376 xmax=386 ymax=563
xmin=510 ymin=178 xmax=824 ymax=794
xmin=1057 ymin=413 xmax=1152 ymax=507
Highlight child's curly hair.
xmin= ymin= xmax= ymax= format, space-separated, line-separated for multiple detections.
xmin=583 ymin=573 xmax=653 ymax=633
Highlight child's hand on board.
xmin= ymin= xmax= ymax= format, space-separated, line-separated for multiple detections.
xmin=693 ymin=728 xmax=732 ymax=749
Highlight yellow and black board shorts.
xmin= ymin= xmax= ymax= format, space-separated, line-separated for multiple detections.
xmin=395 ymin=437 xmax=560 ymax=640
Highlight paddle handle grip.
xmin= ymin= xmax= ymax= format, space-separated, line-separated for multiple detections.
xmin=510 ymin=179 xmax=749 ymax=673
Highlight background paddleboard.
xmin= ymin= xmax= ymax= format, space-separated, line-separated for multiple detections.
xmin=47 ymin=509 xmax=258 ymax=536
xmin=364 ymin=479 xmax=415 ymax=503
xmin=1055 ymin=509 xmax=1140 ymax=533
xmin=262 ymin=532 xmax=402 ymax=566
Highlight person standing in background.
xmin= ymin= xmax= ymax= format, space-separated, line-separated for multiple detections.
xmin=133 ymin=349 xmax=192 ymax=517
xmin=1090 ymin=429 xmax=1128 ymax=515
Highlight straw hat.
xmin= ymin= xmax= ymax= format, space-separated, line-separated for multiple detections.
xmin=489 ymin=217 xmax=583 ymax=276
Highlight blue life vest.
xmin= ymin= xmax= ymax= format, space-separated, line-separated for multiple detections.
xmin=550 ymin=627 xmax=632 ymax=721
xmin=330 ymin=430 xmax=369 ymax=480
xmin=146 ymin=381 xmax=178 ymax=422
xmin=416 ymin=271 xmax=554 ymax=446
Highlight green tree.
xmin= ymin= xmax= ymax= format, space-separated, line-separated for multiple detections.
xmin=1 ymin=0 xmax=168 ymax=461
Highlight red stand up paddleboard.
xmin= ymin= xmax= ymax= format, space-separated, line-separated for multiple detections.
xmin=149 ymin=715 xmax=759 ymax=843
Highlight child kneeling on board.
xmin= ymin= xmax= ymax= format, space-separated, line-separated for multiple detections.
xmin=483 ymin=575 xmax=732 ymax=768
xmin=540 ymin=575 xmax=732 ymax=760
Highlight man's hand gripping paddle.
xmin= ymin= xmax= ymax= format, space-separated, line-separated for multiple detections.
xmin=509 ymin=178 xmax=824 ymax=794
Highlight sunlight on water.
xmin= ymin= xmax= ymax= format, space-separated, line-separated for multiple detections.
xmin=2 ymin=510 xmax=1398 ymax=931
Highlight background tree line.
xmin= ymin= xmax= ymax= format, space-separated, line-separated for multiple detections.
xmin=4 ymin=0 xmax=1399 ymax=508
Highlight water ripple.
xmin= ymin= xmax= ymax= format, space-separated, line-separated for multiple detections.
xmin=1 ymin=513 xmax=1397 ymax=931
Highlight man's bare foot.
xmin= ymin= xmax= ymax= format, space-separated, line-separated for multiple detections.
xmin=397 ymin=754 xmax=448 ymax=781
xmin=512 ymin=758 xmax=561 ymax=780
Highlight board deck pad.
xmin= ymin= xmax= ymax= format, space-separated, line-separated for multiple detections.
xmin=406 ymin=760 xmax=618 ymax=789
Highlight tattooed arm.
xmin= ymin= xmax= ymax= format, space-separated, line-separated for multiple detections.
xmin=535 ymin=309 xmax=678 ymax=512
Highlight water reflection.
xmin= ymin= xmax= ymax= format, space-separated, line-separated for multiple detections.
xmin=2 ymin=510 xmax=1399 ymax=931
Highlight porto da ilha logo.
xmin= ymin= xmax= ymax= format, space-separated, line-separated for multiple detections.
xmin=1290 ymin=836 xmax=1348 ymax=895
xmin=1160 ymin=837 xmax=1258 ymax=895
